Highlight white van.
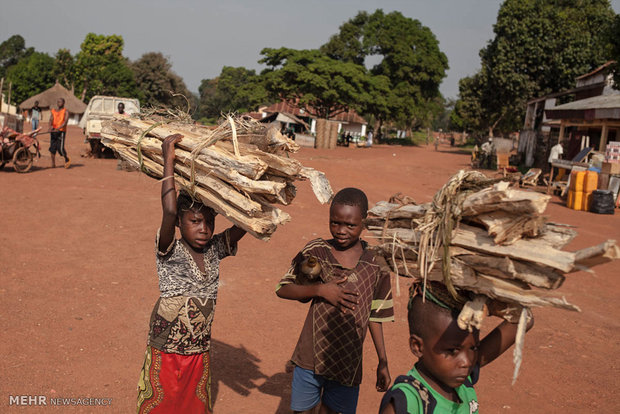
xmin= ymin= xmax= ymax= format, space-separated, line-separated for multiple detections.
xmin=80 ymin=96 xmax=140 ymax=157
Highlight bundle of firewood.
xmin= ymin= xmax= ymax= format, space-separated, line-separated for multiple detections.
xmin=100 ymin=115 xmax=333 ymax=240
xmin=367 ymin=170 xmax=619 ymax=325
xmin=368 ymin=170 xmax=619 ymax=382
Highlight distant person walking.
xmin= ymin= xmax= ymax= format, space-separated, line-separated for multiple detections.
xmin=366 ymin=130 xmax=373 ymax=147
xmin=31 ymin=101 xmax=41 ymax=131
xmin=48 ymin=98 xmax=70 ymax=169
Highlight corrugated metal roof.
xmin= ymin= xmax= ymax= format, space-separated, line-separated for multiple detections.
xmin=575 ymin=61 xmax=616 ymax=80
xmin=547 ymin=94 xmax=620 ymax=111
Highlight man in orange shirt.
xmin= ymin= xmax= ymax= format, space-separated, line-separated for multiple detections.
xmin=48 ymin=98 xmax=71 ymax=168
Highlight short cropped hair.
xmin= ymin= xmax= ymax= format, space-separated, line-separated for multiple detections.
xmin=331 ymin=187 xmax=368 ymax=218
xmin=408 ymin=294 xmax=459 ymax=339
xmin=177 ymin=191 xmax=216 ymax=219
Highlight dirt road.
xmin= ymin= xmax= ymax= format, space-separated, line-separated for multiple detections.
xmin=1 ymin=125 xmax=618 ymax=413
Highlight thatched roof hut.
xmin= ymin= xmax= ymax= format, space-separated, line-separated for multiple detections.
xmin=20 ymin=82 xmax=87 ymax=125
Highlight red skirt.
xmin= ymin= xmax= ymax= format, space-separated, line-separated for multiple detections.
xmin=138 ymin=346 xmax=212 ymax=414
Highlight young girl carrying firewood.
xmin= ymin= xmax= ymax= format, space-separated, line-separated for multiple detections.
xmin=137 ymin=134 xmax=246 ymax=413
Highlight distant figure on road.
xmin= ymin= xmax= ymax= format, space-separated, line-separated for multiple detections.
xmin=31 ymin=101 xmax=41 ymax=131
xmin=48 ymin=98 xmax=70 ymax=169
xmin=366 ymin=130 xmax=373 ymax=147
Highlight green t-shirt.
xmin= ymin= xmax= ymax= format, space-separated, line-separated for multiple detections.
xmin=380 ymin=365 xmax=479 ymax=414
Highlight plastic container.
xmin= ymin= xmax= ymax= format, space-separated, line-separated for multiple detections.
xmin=570 ymin=170 xmax=586 ymax=192
xmin=583 ymin=170 xmax=598 ymax=193
xmin=568 ymin=189 xmax=584 ymax=211
xmin=567 ymin=190 xmax=574 ymax=208
xmin=581 ymin=191 xmax=593 ymax=211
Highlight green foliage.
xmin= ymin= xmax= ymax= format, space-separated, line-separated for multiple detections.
xmin=321 ymin=10 xmax=449 ymax=129
xmin=5 ymin=52 xmax=56 ymax=105
xmin=608 ymin=14 xmax=620 ymax=88
xmin=74 ymin=33 xmax=139 ymax=101
xmin=196 ymin=66 xmax=267 ymax=121
xmin=53 ymin=48 xmax=76 ymax=90
xmin=260 ymin=48 xmax=369 ymax=119
xmin=456 ymin=0 xmax=615 ymax=135
xmin=0 ymin=35 xmax=34 ymax=79
xmin=131 ymin=52 xmax=192 ymax=110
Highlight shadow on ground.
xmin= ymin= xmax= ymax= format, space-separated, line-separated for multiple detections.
xmin=211 ymin=338 xmax=291 ymax=413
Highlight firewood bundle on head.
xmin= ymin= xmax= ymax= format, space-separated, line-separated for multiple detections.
xmin=101 ymin=114 xmax=333 ymax=240
xmin=366 ymin=170 xmax=619 ymax=382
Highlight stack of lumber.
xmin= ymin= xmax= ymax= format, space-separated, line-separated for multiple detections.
xmin=366 ymin=171 xmax=619 ymax=321
xmin=101 ymin=115 xmax=333 ymax=240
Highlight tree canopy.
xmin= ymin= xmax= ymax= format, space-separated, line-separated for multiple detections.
xmin=321 ymin=9 xmax=449 ymax=130
xmin=73 ymin=33 xmax=139 ymax=101
xmin=131 ymin=52 xmax=192 ymax=109
xmin=0 ymin=35 xmax=33 ymax=80
xmin=197 ymin=66 xmax=267 ymax=123
xmin=259 ymin=47 xmax=370 ymax=119
xmin=5 ymin=52 xmax=56 ymax=105
xmin=608 ymin=13 xmax=620 ymax=87
xmin=454 ymin=0 xmax=616 ymax=135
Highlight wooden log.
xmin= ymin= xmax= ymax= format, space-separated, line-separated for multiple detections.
xmin=572 ymin=240 xmax=620 ymax=271
xmin=366 ymin=226 xmax=420 ymax=244
xmin=101 ymin=122 xmax=268 ymax=180
xmin=100 ymin=133 xmax=289 ymax=199
xmin=451 ymin=224 xmax=576 ymax=272
xmin=215 ymin=140 xmax=304 ymax=177
xmin=454 ymin=254 xmax=565 ymax=289
xmin=145 ymin=151 xmax=263 ymax=216
xmin=299 ymin=167 xmax=333 ymax=204
xmin=470 ymin=211 xmax=546 ymax=245
xmin=425 ymin=262 xmax=580 ymax=311
xmin=105 ymin=142 xmax=287 ymax=240
xmin=461 ymin=182 xmax=551 ymax=216
xmin=374 ymin=242 xmax=418 ymax=261
xmin=368 ymin=201 xmax=428 ymax=219
xmin=540 ymin=224 xmax=577 ymax=249
xmin=364 ymin=217 xmax=416 ymax=229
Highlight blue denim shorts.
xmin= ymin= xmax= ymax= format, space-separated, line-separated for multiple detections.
xmin=291 ymin=366 xmax=359 ymax=413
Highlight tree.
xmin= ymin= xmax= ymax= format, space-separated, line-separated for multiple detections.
xmin=0 ymin=35 xmax=33 ymax=79
xmin=321 ymin=10 xmax=449 ymax=132
xmin=196 ymin=66 xmax=267 ymax=122
xmin=53 ymin=48 xmax=76 ymax=91
xmin=73 ymin=33 xmax=138 ymax=101
xmin=259 ymin=47 xmax=370 ymax=119
xmin=131 ymin=52 xmax=192 ymax=109
xmin=5 ymin=52 xmax=56 ymax=105
xmin=456 ymin=0 xmax=615 ymax=135
xmin=608 ymin=13 xmax=620 ymax=88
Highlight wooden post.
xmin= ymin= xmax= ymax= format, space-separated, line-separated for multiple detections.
xmin=600 ymin=123 xmax=609 ymax=152
xmin=0 ymin=77 xmax=3 ymax=113
xmin=7 ymin=82 xmax=12 ymax=113
xmin=558 ymin=122 xmax=565 ymax=144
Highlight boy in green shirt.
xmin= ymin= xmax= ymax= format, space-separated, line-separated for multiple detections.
xmin=379 ymin=282 xmax=534 ymax=414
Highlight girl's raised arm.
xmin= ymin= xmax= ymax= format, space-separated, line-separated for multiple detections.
xmin=158 ymin=134 xmax=183 ymax=252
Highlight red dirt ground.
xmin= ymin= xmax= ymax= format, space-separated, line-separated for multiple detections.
xmin=1 ymin=125 xmax=619 ymax=413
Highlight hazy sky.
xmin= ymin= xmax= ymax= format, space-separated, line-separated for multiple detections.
xmin=2 ymin=0 xmax=619 ymax=99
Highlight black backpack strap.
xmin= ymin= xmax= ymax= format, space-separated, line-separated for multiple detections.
xmin=379 ymin=375 xmax=437 ymax=414
xmin=463 ymin=364 xmax=480 ymax=388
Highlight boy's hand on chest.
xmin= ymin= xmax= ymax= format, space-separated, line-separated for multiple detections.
xmin=318 ymin=276 xmax=359 ymax=314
